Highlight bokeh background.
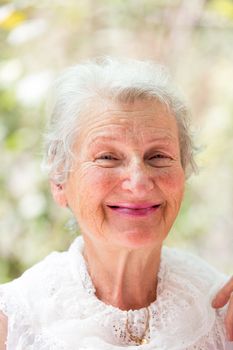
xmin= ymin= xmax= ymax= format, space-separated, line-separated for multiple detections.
xmin=0 ymin=0 xmax=233 ymax=283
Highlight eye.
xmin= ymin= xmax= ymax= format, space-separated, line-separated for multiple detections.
xmin=94 ymin=153 xmax=120 ymax=167
xmin=97 ymin=154 xmax=118 ymax=161
xmin=150 ymin=154 xmax=168 ymax=159
xmin=148 ymin=153 xmax=173 ymax=167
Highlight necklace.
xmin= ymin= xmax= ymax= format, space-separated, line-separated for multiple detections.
xmin=125 ymin=307 xmax=150 ymax=345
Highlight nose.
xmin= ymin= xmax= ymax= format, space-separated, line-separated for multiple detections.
xmin=121 ymin=160 xmax=154 ymax=196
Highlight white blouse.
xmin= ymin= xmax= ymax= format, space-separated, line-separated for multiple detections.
xmin=0 ymin=236 xmax=232 ymax=350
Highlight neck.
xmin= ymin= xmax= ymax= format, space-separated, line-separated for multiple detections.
xmin=83 ymin=237 xmax=162 ymax=311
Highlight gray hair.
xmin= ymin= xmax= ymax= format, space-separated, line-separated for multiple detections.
xmin=42 ymin=57 xmax=197 ymax=184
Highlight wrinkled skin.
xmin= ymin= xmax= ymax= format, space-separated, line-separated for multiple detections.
xmin=51 ymin=98 xmax=233 ymax=341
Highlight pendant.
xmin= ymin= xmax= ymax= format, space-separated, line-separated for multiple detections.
xmin=140 ymin=338 xmax=148 ymax=345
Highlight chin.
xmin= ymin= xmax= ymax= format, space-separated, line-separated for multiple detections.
xmin=113 ymin=229 xmax=163 ymax=250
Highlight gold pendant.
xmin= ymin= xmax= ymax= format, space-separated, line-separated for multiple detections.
xmin=140 ymin=338 xmax=148 ymax=345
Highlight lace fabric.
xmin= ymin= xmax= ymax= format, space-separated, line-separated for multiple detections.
xmin=0 ymin=236 xmax=232 ymax=350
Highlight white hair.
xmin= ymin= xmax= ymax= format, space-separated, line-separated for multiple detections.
xmin=42 ymin=57 xmax=197 ymax=184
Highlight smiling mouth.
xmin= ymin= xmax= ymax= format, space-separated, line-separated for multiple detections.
xmin=107 ymin=204 xmax=161 ymax=217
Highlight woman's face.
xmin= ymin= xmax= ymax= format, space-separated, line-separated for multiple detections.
xmin=57 ymin=99 xmax=185 ymax=249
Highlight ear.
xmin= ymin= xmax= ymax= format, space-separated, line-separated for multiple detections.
xmin=50 ymin=181 xmax=68 ymax=208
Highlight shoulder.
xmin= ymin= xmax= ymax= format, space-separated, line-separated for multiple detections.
xmin=0 ymin=238 xmax=84 ymax=347
xmin=0 ymin=241 xmax=77 ymax=316
xmin=0 ymin=236 xmax=85 ymax=316
xmin=18 ymin=236 xmax=85 ymax=299
xmin=157 ymin=247 xmax=229 ymax=349
xmin=20 ymin=249 xmax=71 ymax=293
xmin=162 ymin=246 xmax=228 ymax=292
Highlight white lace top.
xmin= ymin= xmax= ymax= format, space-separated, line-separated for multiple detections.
xmin=0 ymin=236 xmax=232 ymax=350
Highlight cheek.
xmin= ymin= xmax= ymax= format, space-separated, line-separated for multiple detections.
xmin=69 ymin=167 xmax=119 ymax=212
xmin=80 ymin=167 xmax=119 ymax=196
xmin=73 ymin=168 xmax=120 ymax=233
xmin=156 ymin=167 xmax=185 ymax=200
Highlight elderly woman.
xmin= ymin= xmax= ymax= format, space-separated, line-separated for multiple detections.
xmin=0 ymin=58 xmax=233 ymax=350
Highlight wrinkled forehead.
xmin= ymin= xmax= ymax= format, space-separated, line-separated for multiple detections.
xmin=76 ymin=98 xmax=179 ymax=146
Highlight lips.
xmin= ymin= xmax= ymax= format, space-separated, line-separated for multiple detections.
xmin=107 ymin=203 xmax=162 ymax=217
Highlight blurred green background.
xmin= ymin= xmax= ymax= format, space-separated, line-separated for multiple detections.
xmin=0 ymin=0 xmax=233 ymax=283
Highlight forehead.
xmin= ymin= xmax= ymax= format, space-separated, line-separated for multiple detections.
xmin=77 ymin=98 xmax=179 ymax=145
